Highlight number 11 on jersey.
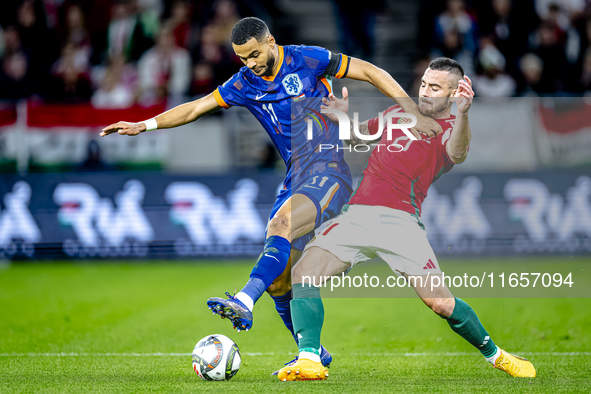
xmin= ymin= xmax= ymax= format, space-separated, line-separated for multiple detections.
xmin=263 ymin=103 xmax=279 ymax=125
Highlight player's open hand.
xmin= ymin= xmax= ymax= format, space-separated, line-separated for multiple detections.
xmin=100 ymin=121 xmax=146 ymax=137
xmin=320 ymin=87 xmax=349 ymax=123
xmin=454 ymin=76 xmax=474 ymax=114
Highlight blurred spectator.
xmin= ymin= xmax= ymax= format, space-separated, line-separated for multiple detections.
xmin=530 ymin=22 xmax=567 ymax=93
xmin=167 ymin=0 xmax=193 ymax=48
xmin=48 ymin=42 xmax=92 ymax=103
xmin=136 ymin=0 xmax=161 ymax=40
xmin=0 ymin=27 xmax=34 ymax=99
xmin=535 ymin=0 xmax=585 ymax=30
xmin=208 ymin=0 xmax=242 ymax=50
xmin=190 ymin=62 xmax=216 ymax=97
xmin=91 ymin=56 xmax=136 ymax=108
xmin=62 ymin=4 xmax=92 ymax=58
xmin=473 ymin=41 xmax=516 ymax=97
xmin=16 ymin=0 xmax=58 ymax=93
xmin=51 ymin=42 xmax=90 ymax=80
xmin=43 ymin=0 xmax=61 ymax=30
xmin=48 ymin=62 xmax=93 ymax=103
xmin=195 ymin=23 xmax=238 ymax=86
xmin=332 ymin=0 xmax=383 ymax=59
xmin=107 ymin=0 xmax=153 ymax=62
xmin=138 ymin=27 xmax=191 ymax=105
xmin=578 ymin=47 xmax=591 ymax=93
xmin=545 ymin=3 xmax=568 ymax=45
xmin=518 ymin=53 xmax=544 ymax=96
xmin=431 ymin=0 xmax=478 ymax=76
xmin=480 ymin=0 xmax=518 ymax=73
xmin=476 ymin=0 xmax=540 ymax=77
xmin=17 ymin=0 xmax=49 ymax=52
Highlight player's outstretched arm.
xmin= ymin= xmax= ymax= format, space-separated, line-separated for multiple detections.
xmin=344 ymin=57 xmax=442 ymax=138
xmin=446 ymin=76 xmax=474 ymax=164
xmin=100 ymin=92 xmax=221 ymax=137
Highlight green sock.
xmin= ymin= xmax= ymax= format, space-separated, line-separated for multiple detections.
xmin=446 ymin=297 xmax=498 ymax=358
xmin=291 ymin=283 xmax=324 ymax=354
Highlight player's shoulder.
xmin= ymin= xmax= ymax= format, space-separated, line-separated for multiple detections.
xmin=290 ymin=44 xmax=331 ymax=59
xmin=221 ymin=67 xmax=249 ymax=85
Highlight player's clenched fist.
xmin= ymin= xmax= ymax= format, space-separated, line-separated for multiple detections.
xmin=100 ymin=121 xmax=146 ymax=137
xmin=412 ymin=113 xmax=442 ymax=139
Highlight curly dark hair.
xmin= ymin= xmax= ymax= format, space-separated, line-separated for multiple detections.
xmin=231 ymin=17 xmax=269 ymax=45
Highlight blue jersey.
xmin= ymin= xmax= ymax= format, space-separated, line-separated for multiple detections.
xmin=213 ymin=45 xmax=352 ymax=189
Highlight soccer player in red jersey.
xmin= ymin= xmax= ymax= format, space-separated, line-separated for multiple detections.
xmin=276 ymin=57 xmax=537 ymax=381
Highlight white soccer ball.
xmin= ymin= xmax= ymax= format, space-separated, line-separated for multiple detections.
xmin=192 ymin=334 xmax=241 ymax=381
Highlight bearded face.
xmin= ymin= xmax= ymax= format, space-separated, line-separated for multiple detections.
xmin=418 ymin=68 xmax=459 ymax=118
xmin=233 ymin=36 xmax=278 ymax=77
xmin=418 ymin=96 xmax=452 ymax=117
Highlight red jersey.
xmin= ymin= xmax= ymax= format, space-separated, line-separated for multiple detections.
xmin=348 ymin=105 xmax=458 ymax=221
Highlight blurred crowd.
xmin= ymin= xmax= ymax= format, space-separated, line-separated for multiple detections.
xmin=2 ymin=0 xmax=587 ymax=105
xmin=0 ymin=0 xmax=287 ymax=107
xmin=417 ymin=0 xmax=591 ymax=96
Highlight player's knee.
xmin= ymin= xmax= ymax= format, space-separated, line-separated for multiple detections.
xmin=266 ymin=275 xmax=291 ymax=296
xmin=268 ymin=214 xmax=291 ymax=237
xmin=291 ymin=247 xmax=320 ymax=282
xmin=427 ymin=297 xmax=455 ymax=317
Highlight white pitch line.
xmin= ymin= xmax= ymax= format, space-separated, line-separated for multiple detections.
xmin=1 ymin=352 xmax=590 ymax=357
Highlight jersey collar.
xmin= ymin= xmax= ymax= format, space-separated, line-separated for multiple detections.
xmin=261 ymin=46 xmax=284 ymax=81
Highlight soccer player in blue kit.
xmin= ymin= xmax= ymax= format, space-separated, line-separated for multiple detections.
xmin=101 ymin=17 xmax=441 ymax=368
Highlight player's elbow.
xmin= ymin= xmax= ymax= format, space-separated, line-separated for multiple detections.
xmin=447 ymin=145 xmax=469 ymax=164
xmin=449 ymin=151 xmax=468 ymax=164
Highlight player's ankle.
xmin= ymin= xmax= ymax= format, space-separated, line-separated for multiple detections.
xmin=485 ymin=347 xmax=501 ymax=365
xmin=299 ymin=348 xmax=321 ymax=363
xmin=235 ymin=292 xmax=254 ymax=311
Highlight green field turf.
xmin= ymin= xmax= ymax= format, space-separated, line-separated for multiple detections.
xmin=1 ymin=258 xmax=590 ymax=392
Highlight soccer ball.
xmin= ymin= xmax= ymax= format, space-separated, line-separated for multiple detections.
xmin=192 ymin=334 xmax=241 ymax=381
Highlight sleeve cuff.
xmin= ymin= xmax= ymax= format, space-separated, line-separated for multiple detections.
xmin=213 ymin=88 xmax=231 ymax=109
xmin=335 ymin=55 xmax=350 ymax=79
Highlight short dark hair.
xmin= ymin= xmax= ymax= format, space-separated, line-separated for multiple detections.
xmin=231 ymin=17 xmax=269 ymax=45
xmin=428 ymin=57 xmax=464 ymax=81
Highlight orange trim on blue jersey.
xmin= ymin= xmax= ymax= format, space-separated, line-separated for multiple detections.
xmin=335 ymin=55 xmax=349 ymax=79
xmin=320 ymin=77 xmax=332 ymax=93
xmin=321 ymin=184 xmax=340 ymax=213
xmin=262 ymin=46 xmax=285 ymax=81
xmin=213 ymin=88 xmax=230 ymax=109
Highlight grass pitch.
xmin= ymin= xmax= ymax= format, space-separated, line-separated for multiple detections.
xmin=1 ymin=259 xmax=590 ymax=392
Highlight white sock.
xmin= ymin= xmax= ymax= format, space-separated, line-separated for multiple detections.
xmin=235 ymin=292 xmax=254 ymax=311
xmin=299 ymin=351 xmax=321 ymax=363
xmin=485 ymin=347 xmax=502 ymax=365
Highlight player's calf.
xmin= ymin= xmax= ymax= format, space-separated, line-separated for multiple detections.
xmin=266 ymin=260 xmax=291 ymax=297
xmin=422 ymin=296 xmax=455 ymax=317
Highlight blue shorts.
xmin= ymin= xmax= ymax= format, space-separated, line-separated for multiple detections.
xmin=268 ymin=171 xmax=352 ymax=251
